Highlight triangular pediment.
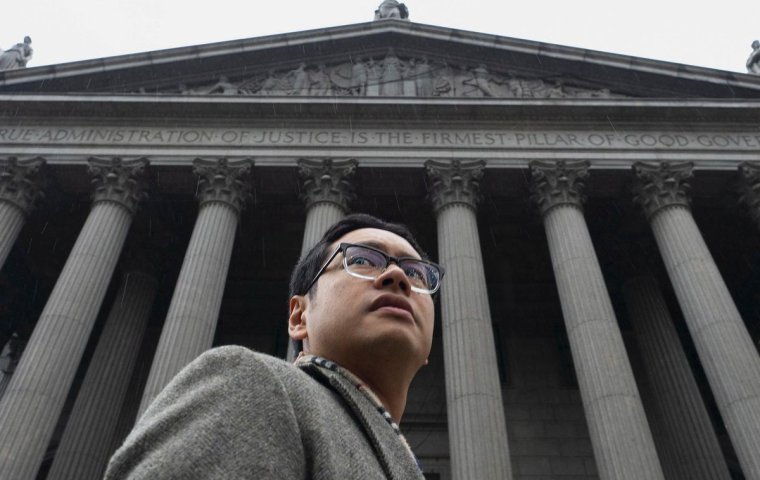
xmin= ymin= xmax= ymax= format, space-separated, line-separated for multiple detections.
xmin=2 ymin=20 xmax=760 ymax=99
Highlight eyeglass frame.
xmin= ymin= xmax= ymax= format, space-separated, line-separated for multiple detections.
xmin=304 ymin=242 xmax=445 ymax=295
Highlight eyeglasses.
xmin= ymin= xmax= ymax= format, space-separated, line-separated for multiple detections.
xmin=305 ymin=243 xmax=445 ymax=295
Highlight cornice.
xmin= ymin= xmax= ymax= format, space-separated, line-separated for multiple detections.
xmin=2 ymin=95 xmax=760 ymax=123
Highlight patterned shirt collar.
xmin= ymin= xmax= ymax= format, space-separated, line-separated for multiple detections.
xmin=295 ymin=354 xmax=420 ymax=469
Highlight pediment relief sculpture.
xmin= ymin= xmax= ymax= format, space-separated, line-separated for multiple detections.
xmin=157 ymin=49 xmax=626 ymax=99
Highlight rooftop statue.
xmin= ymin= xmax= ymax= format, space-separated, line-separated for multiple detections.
xmin=0 ymin=36 xmax=33 ymax=71
xmin=374 ymin=0 xmax=409 ymax=20
xmin=747 ymin=40 xmax=760 ymax=75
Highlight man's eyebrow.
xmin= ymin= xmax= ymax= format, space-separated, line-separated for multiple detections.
xmin=355 ymin=240 xmax=418 ymax=258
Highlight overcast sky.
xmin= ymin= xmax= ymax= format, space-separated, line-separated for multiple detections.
xmin=1 ymin=0 xmax=757 ymax=74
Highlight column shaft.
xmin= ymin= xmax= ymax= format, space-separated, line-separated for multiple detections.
xmin=0 ymin=203 xmax=25 ymax=269
xmin=0 ymin=374 xmax=10 ymax=401
xmin=650 ymin=206 xmax=760 ymax=478
xmin=285 ymin=201 xmax=347 ymax=362
xmin=300 ymin=202 xmax=344 ymax=256
xmin=543 ymin=205 xmax=663 ymax=480
xmin=437 ymin=203 xmax=512 ymax=480
xmin=47 ymin=270 xmax=158 ymax=480
xmin=287 ymin=158 xmax=356 ymax=361
xmin=624 ymin=276 xmax=731 ymax=479
xmin=0 ymin=202 xmax=133 ymax=479
xmin=138 ymin=202 xmax=239 ymax=415
xmin=109 ymin=331 xmax=160 ymax=455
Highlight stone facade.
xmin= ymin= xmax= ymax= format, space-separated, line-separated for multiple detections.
xmin=1 ymin=16 xmax=760 ymax=480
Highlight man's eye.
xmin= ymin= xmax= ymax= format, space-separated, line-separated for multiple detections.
xmin=348 ymin=255 xmax=379 ymax=267
xmin=403 ymin=264 xmax=427 ymax=282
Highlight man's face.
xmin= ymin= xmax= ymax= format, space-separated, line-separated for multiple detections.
xmin=290 ymin=227 xmax=435 ymax=368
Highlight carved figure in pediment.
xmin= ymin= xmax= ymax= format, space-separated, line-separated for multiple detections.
xmin=350 ymin=58 xmax=368 ymax=96
xmin=588 ymin=88 xmax=613 ymax=98
xmin=0 ymin=36 xmax=32 ymax=71
xmin=286 ymin=63 xmax=311 ymax=95
xmin=178 ymin=77 xmax=237 ymax=95
xmin=310 ymin=64 xmax=333 ymax=96
xmin=366 ymin=58 xmax=382 ymax=96
xmin=413 ymin=57 xmax=434 ymax=97
xmin=454 ymin=65 xmax=479 ymax=97
xmin=374 ymin=0 xmax=409 ymax=20
xmin=505 ymin=76 xmax=523 ymax=97
xmin=462 ymin=64 xmax=505 ymax=97
xmin=401 ymin=59 xmax=416 ymax=96
xmin=518 ymin=79 xmax=548 ymax=98
xmin=432 ymin=61 xmax=453 ymax=97
xmin=198 ymin=75 xmax=240 ymax=95
xmin=547 ymin=80 xmax=567 ymax=98
xmin=747 ymin=40 xmax=760 ymax=74
xmin=260 ymin=69 xmax=286 ymax=96
xmin=380 ymin=48 xmax=403 ymax=96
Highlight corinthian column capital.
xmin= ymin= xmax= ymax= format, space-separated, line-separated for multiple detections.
xmin=425 ymin=159 xmax=484 ymax=212
xmin=529 ymin=160 xmax=589 ymax=216
xmin=88 ymin=157 xmax=148 ymax=215
xmin=633 ymin=162 xmax=693 ymax=219
xmin=737 ymin=162 xmax=760 ymax=229
xmin=0 ymin=157 xmax=45 ymax=216
xmin=298 ymin=158 xmax=357 ymax=212
xmin=193 ymin=158 xmax=252 ymax=214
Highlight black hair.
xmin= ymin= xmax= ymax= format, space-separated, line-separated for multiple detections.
xmin=288 ymin=213 xmax=427 ymax=355
xmin=289 ymin=213 xmax=427 ymax=297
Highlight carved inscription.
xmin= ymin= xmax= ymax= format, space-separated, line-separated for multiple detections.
xmin=2 ymin=126 xmax=760 ymax=150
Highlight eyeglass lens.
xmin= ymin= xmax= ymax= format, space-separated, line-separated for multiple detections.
xmin=344 ymin=245 xmax=440 ymax=292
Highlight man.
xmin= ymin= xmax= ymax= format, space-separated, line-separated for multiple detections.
xmin=105 ymin=214 xmax=443 ymax=479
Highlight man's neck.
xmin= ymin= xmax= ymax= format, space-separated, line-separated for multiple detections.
xmin=310 ymin=352 xmax=419 ymax=423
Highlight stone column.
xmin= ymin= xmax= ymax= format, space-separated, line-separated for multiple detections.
xmin=297 ymin=158 xmax=357 ymax=255
xmin=138 ymin=158 xmax=251 ymax=416
xmin=623 ymin=275 xmax=731 ymax=480
xmin=108 ymin=330 xmax=160 ymax=455
xmin=530 ymin=160 xmax=663 ymax=480
xmin=633 ymin=161 xmax=760 ymax=479
xmin=285 ymin=158 xmax=357 ymax=361
xmin=738 ymin=162 xmax=760 ymax=230
xmin=426 ymin=160 xmax=512 ymax=480
xmin=0 ymin=157 xmax=147 ymax=480
xmin=0 ymin=157 xmax=44 ymax=270
xmin=47 ymin=255 xmax=159 ymax=480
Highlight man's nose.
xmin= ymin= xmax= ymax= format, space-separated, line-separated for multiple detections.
xmin=374 ymin=263 xmax=411 ymax=294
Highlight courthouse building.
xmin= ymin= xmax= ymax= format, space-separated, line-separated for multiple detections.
xmin=1 ymin=7 xmax=760 ymax=480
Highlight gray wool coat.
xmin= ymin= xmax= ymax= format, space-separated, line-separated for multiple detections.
xmin=104 ymin=346 xmax=424 ymax=479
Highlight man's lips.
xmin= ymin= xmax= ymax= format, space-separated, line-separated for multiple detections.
xmin=370 ymin=295 xmax=414 ymax=320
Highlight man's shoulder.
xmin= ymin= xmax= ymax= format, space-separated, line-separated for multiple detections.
xmin=196 ymin=345 xmax=288 ymax=368
xmin=139 ymin=346 xmax=309 ymax=416
xmin=190 ymin=346 xmax=330 ymax=395
xmin=190 ymin=345 xmax=305 ymax=384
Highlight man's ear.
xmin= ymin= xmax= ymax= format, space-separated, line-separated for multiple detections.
xmin=288 ymin=295 xmax=309 ymax=341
